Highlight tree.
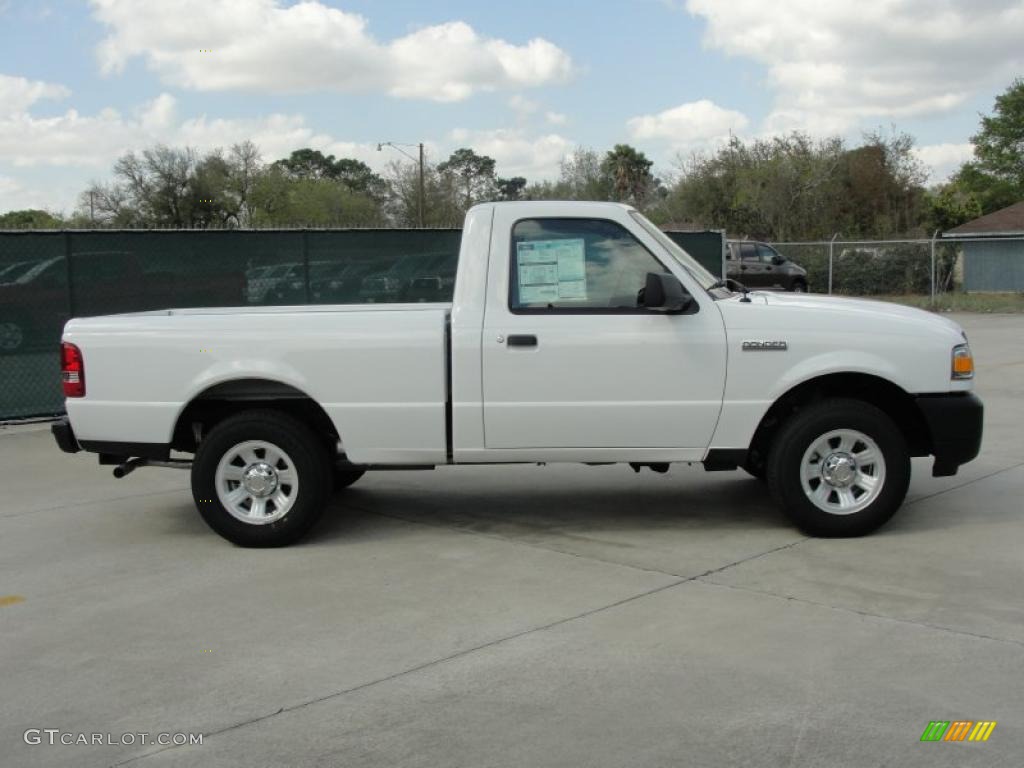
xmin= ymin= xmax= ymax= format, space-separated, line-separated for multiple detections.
xmin=972 ymin=78 xmax=1024 ymax=189
xmin=601 ymin=144 xmax=655 ymax=204
xmin=0 ymin=209 xmax=63 ymax=229
xmin=437 ymin=148 xmax=497 ymax=210
xmin=925 ymin=183 xmax=983 ymax=232
xmin=111 ymin=145 xmax=199 ymax=227
xmin=496 ymin=176 xmax=527 ymax=200
xmin=78 ymin=181 xmax=139 ymax=227
xmin=273 ymin=148 xmax=338 ymax=180
xmin=944 ymin=79 xmax=1024 ymax=216
xmin=228 ymin=141 xmax=262 ymax=227
xmin=663 ymin=132 xmax=929 ymax=240
xmin=333 ymin=158 xmax=387 ymax=200
xmin=272 ymin=149 xmax=386 ymax=199
xmin=386 ymin=158 xmax=463 ymax=227
xmin=250 ymin=166 xmax=385 ymax=227
xmin=560 ymin=147 xmax=609 ymax=200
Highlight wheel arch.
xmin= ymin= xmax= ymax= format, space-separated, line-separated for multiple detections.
xmin=171 ymin=377 xmax=339 ymax=455
xmin=745 ymin=372 xmax=931 ymax=474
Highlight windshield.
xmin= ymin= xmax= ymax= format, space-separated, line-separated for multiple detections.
xmin=629 ymin=211 xmax=719 ymax=291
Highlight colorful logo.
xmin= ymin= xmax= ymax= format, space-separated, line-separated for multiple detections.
xmin=920 ymin=721 xmax=996 ymax=742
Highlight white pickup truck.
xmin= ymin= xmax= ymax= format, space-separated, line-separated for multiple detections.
xmin=52 ymin=202 xmax=983 ymax=546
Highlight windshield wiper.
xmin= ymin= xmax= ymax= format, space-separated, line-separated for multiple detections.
xmin=709 ymin=277 xmax=752 ymax=303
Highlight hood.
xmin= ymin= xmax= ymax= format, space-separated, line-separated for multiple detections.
xmin=758 ymin=291 xmax=964 ymax=334
xmin=715 ymin=291 xmax=967 ymax=349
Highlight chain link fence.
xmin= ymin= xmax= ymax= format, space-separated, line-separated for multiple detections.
xmin=767 ymin=236 xmax=1024 ymax=298
xmin=0 ymin=228 xmax=726 ymax=420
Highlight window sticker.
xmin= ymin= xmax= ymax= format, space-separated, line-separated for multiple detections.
xmin=516 ymin=238 xmax=587 ymax=304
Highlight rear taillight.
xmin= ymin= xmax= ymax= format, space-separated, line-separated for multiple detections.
xmin=61 ymin=342 xmax=85 ymax=397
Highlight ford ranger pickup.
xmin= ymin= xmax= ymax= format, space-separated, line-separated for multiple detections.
xmin=51 ymin=202 xmax=983 ymax=546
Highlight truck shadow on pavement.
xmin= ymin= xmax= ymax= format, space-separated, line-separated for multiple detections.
xmin=309 ymin=468 xmax=792 ymax=546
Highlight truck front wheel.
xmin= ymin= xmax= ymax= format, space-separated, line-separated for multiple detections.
xmin=191 ymin=409 xmax=333 ymax=547
xmin=766 ymin=398 xmax=910 ymax=536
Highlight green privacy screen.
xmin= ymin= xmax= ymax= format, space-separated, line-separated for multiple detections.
xmin=663 ymin=230 xmax=726 ymax=278
xmin=0 ymin=227 xmax=723 ymax=420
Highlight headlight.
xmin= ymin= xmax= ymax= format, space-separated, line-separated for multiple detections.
xmin=952 ymin=343 xmax=974 ymax=380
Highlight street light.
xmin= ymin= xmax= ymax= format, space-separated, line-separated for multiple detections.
xmin=377 ymin=141 xmax=425 ymax=228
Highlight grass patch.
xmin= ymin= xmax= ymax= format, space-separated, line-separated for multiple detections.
xmin=871 ymin=292 xmax=1024 ymax=313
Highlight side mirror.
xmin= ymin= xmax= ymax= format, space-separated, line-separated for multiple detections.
xmin=771 ymin=254 xmax=785 ymax=266
xmin=643 ymin=272 xmax=693 ymax=313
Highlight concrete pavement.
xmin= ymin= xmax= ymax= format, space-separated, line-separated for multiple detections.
xmin=1 ymin=313 xmax=1021 ymax=767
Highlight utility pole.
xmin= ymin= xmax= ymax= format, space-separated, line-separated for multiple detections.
xmin=378 ymin=141 xmax=426 ymax=228
xmin=418 ymin=142 xmax=425 ymax=229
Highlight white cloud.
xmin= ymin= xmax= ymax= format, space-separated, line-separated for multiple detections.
xmin=685 ymin=0 xmax=1024 ymax=134
xmin=509 ymin=94 xmax=539 ymax=117
xmin=89 ymin=0 xmax=572 ymax=102
xmin=0 ymin=87 xmax=393 ymax=212
xmin=627 ymin=99 xmax=749 ymax=149
xmin=914 ymin=142 xmax=975 ymax=182
xmin=0 ymin=92 xmax=383 ymax=171
xmin=545 ymin=111 xmax=567 ymax=126
xmin=0 ymin=74 xmax=70 ymax=115
xmin=449 ymin=128 xmax=572 ymax=179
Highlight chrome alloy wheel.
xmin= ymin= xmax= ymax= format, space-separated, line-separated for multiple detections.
xmin=215 ymin=440 xmax=299 ymax=525
xmin=800 ymin=429 xmax=886 ymax=515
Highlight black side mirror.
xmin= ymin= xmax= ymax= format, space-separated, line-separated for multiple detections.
xmin=643 ymin=272 xmax=692 ymax=313
xmin=771 ymin=254 xmax=785 ymax=266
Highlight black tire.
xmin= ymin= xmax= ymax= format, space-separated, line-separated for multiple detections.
xmin=741 ymin=462 xmax=766 ymax=483
xmin=766 ymin=398 xmax=910 ymax=537
xmin=191 ymin=409 xmax=333 ymax=547
xmin=334 ymin=467 xmax=366 ymax=490
xmin=790 ymin=279 xmax=807 ymax=293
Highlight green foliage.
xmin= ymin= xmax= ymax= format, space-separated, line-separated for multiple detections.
xmin=273 ymin=149 xmax=386 ymax=200
xmin=496 ymin=176 xmax=527 ymax=200
xmin=948 ymin=163 xmax=1021 ymax=216
xmin=601 ymin=144 xmax=655 ymax=204
xmin=972 ymin=78 xmax=1024 ymax=187
xmin=925 ymin=184 xmax=983 ymax=231
xmin=831 ymin=246 xmax=931 ymax=295
xmin=664 ymin=132 xmax=927 ymax=240
xmin=251 ymin=168 xmax=384 ymax=227
xmin=939 ymin=79 xmax=1024 ymax=218
xmin=0 ymin=209 xmax=63 ymax=229
xmin=437 ymin=148 xmax=497 ymax=209
xmin=36 ymin=78 xmax=1023 ymax=234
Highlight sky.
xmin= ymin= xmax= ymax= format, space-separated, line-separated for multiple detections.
xmin=1 ymin=0 xmax=1022 ymax=215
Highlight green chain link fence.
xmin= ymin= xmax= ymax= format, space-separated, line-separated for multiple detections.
xmin=0 ymin=228 xmax=724 ymax=420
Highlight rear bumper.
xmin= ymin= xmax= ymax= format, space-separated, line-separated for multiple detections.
xmin=915 ymin=392 xmax=983 ymax=477
xmin=51 ymin=417 xmax=81 ymax=454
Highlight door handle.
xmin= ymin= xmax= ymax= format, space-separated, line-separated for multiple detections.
xmin=506 ymin=334 xmax=538 ymax=347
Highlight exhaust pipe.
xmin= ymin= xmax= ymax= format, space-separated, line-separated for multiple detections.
xmin=113 ymin=458 xmax=191 ymax=478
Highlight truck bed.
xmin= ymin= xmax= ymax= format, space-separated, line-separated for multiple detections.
xmin=64 ymin=304 xmax=452 ymax=465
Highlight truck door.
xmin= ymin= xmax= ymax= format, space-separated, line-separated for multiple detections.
xmin=736 ymin=242 xmax=766 ymax=286
xmin=481 ymin=212 xmax=727 ymax=453
xmin=756 ymin=244 xmax=784 ymax=289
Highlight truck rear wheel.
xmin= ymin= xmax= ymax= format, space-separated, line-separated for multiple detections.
xmin=766 ymin=398 xmax=910 ymax=537
xmin=191 ymin=409 xmax=333 ymax=547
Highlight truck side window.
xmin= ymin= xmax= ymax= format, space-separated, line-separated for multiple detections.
xmin=739 ymin=243 xmax=757 ymax=261
xmin=757 ymin=244 xmax=779 ymax=264
xmin=510 ymin=218 xmax=669 ymax=311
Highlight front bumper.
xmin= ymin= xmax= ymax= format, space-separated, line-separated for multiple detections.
xmin=915 ymin=392 xmax=983 ymax=477
xmin=51 ymin=417 xmax=80 ymax=454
